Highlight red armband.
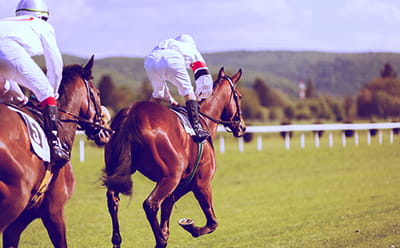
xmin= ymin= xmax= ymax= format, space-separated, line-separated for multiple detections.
xmin=190 ymin=61 xmax=209 ymax=80
xmin=190 ymin=61 xmax=207 ymax=72
xmin=38 ymin=96 xmax=57 ymax=108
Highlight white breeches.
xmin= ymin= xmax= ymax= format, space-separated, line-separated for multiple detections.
xmin=0 ymin=40 xmax=55 ymax=103
xmin=144 ymin=50 xmax=194 ymax=101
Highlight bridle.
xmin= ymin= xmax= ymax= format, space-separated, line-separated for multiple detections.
xmin=200 ymin=76 xmax=243 ymax=132
xmin=59 ymin=78 xmax=113 ymax=140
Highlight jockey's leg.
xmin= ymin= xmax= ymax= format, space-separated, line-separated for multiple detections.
xmin=184 ymin=94 xmax=209 ymax=143
xmin=39 ymin=97 xmax=70 ymax=168
xmin=1 ymin=46 xmax=69 ymax=167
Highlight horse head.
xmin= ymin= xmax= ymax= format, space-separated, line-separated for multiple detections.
xmin=59 ymin=55 xmax=112 ymax=146
xmin=216 ymin=67 xmax=246 ymax=137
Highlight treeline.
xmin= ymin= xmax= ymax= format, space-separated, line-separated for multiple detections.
xmin=241 ymin=63 xmax=400 ymax=123
xmin=97 ymin=62 xmax=400 ymax=123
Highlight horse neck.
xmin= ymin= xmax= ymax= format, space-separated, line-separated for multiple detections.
xmin=57 ymin=82 xmax=85 ymax=147
xmin=200 ymin=89 xmax=229 ymax=140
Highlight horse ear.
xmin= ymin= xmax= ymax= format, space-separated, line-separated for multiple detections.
xmin=218 ymin=67 xmax=225 ymax=79
xmin=231 ymin=68 xmax=242 ymax=84
xmin=83 ymin=55 xmax=95 ymax=80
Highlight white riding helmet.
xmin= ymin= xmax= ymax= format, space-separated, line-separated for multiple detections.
xmin=16 ymin=0 xmax=49 ymax=21
xmin=175 ymin=34 xmax=196 ymax=48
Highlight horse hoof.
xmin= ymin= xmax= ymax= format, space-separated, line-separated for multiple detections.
xmin=178 ymin=218 xmax=194 ymax=226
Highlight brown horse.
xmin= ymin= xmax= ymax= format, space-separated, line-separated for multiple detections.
xmin=0 ymin=56 xmax=111 ymax=248
xmin=102 ymin=67 xmax=246 ymax=248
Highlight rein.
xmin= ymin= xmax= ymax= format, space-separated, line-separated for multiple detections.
xmin=199 ymin=76 xmax=242 ymax=130
xmin=58 ymin=78 xmax=113 ymax=134
xmin=58 ymin=108 xmax=113 ymax=133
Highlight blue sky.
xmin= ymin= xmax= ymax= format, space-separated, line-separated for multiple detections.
xmin=1 ymin=0 xmax=399 ymax=58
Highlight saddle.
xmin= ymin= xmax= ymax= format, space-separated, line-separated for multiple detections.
xmin=169 ymin=105 xmax=196 ymax=136
xmin=4 ymin=101 xmax=56 ymax=208
xmin=7 ymin=104 xmax=50 ymax=162
xmin=169 ymin=105 xmax=205 ymax=191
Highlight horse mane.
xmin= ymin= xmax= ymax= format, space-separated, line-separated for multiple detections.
xmin=58 ymin=64 xmax=93 ymax=96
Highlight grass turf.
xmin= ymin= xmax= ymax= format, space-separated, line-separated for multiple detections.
xmin=3 ymin=132 xmax=400 ymax=248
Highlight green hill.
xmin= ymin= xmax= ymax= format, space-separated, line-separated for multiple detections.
xmin=60 ymin=51 xmax=400 ymax=98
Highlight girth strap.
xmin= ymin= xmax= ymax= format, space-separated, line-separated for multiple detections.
xmin=27 ymin=169 xmax=54 ymax=209
xmin=176 ymin=142 xmax=204 ymax=191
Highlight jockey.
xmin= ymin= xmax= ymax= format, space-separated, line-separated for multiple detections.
xmin=144 ymin=34 xmax=213 ymax=143
xmin=0 ymin=0 xmax=69 ymax=167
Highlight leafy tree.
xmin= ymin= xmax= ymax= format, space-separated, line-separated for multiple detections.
xmin=240 ymin=87 xmax=264 ymax=120
xmin=97 ymin=74 xmax=135 ymax=114
xmin=283 ymin=104 xmax=296 ymax=120
xmin=112 ymin=86 xmax=135 ymax=112
xmin=98 ymin=75 xmax=115 ymax=107
xmin=344 ymin=96 xmax=356 ymax=121
xmin=138 ymin=79 xmax=153 ymax=101
xmin=357 ymin=77 xmax=400 ymax=118
xmin=380 ymin=63 xmax=397 ymax=78
xmin=305 ymin=78 xmax=316 ymax=98
xmin=295 ymin=103 xmax=311 ymax=120
xmin=253 ymin=77 xmax=270 ymax=107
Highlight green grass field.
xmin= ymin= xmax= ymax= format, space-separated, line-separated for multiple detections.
xmin=3 ymin=131 xmax=400 ymax=248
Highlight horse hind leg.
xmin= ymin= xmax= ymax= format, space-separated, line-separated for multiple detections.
xmin=143 ymin=178 xmax=180 ymax=248
xmin=0 ymin=182 xmax=31 ymax=233
xmin=179 ymin=185 xmax=218 ymax=238
xmin=106 ymin=189 xmax=122 ymax=248
xmin=41 ymin=208 xmax=68 ymax=248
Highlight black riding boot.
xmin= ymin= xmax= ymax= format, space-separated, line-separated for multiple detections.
xmin=186 ymin=100 xmax=209 ymax=143
xmin=43 ymin=105 xmax=70 ymax=168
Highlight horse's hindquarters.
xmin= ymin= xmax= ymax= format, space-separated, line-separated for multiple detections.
xmin=0 ymin=106 xmax=44 ymax=232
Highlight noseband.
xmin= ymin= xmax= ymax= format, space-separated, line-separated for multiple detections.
xmin=200 ymin=76 xmax=243 ymax=132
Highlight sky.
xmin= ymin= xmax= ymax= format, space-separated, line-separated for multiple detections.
xmin=1 ymin=0 xmax=399 ymax=58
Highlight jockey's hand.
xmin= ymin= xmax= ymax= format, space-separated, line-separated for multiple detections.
xmin=169 ymin=97 xmax=179 ymax=107
xmin=195 ymin=74 xmax=213 ymax=101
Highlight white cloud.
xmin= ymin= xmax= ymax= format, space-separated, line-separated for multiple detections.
xmin=339 ymin=0 xmax=400 ymax=23
xmin=0 ymin=0 xmax=18 ymax=17
xmin=2 ymin=0 xmax=400 ymax=57
xmin=49 ymin=0 xmax=95 ymax=23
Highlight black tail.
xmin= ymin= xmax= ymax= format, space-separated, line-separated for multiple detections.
xmin=101 ymin=107 xmax=142 ymax=195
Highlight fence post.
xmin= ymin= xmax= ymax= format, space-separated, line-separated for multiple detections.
xmin=285 ymin=132 xmax=290 ymax=150
xmin=79 ymin=136 xmax=85 ymax=162
xmin=342 ymin=132 xmax=346 ymax=147
xmin=238 ymin=137 xmax=244 ymax=153
xmin=354 ymin=131 xmax=359 ymax=146
xmin=219 ymin=135 xmax=225 ymax=154
xmin=257 ymin=135 xmax=262 ymax=152
xmin=314 ymin=132 xmax=320 ymax=148
xmin=328 ymin=132 xmax=333 ymax=148
xmin=300 ymin=133 xmax=305 ymax=149
xmin=367 ymin=131 xmax=371 ymax=145
xmin=390 ymin=130 xmax=394 ymax=144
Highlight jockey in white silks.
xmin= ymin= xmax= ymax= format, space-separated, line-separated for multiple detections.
xmin=144 ymin=34 xmax=213 ymax=143
xmin=0 ymin=0 xmax=69 ymax=167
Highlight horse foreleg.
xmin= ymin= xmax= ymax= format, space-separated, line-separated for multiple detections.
xmin=106 ymin=189 xmax=122 ymax=248
xmin=41 ymin=206 xmax=68 ymax=248
xmin=179 ymin=186 xmax=218 ymax=238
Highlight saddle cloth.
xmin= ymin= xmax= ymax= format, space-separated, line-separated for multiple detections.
xmin=8 ymin=106 xmax=50 ymax=162
xmin=170 ymin=107 xmax=196 ymax=136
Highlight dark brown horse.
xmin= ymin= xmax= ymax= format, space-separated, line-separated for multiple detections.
xmin=102 ymin=68 xmax=246 ymax=248
xmin=0 ymin=56 xmax=111 ymax=248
